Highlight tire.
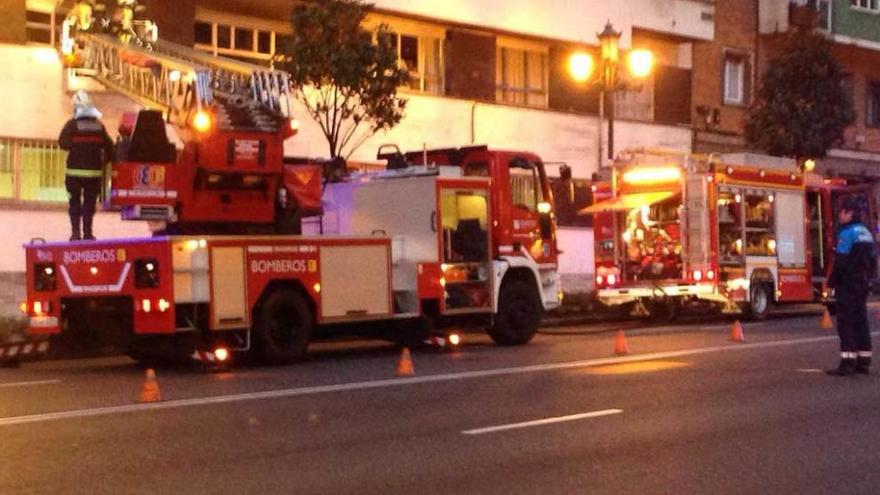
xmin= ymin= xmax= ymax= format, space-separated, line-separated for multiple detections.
xmin=253 ymin=289 xmax=313 ymax=365
xmin=744 ymin=283 xmax=771 ymax=321
xmin=489 ymin=279 xmax=541 ymax=346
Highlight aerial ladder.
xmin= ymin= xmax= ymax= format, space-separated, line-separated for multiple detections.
xmin=59 ymin=1 xmax=314 ymax=234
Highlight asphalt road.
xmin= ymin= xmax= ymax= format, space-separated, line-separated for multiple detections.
xmin=2 ymin=306 xmax=878 ymax=495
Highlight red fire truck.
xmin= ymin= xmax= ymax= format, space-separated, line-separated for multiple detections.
xmin=584 ymin=149 xmax=868 ymax=321
xmin=14 ymin=19 xmax=560 ymax=366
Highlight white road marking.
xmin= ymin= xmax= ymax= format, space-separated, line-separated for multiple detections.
xmin=0 ymin=379 xmax=62 ymax=389
xmin=0 ymin=332 xmax=866 ymax=427
xmin=462 ymin=409 xmax=623 ymax=435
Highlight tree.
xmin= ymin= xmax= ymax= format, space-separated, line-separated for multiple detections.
xmin=279 ymin=0 xmax=409 ymax=159
xmin=745 ymin=30 xmax=854 ymax=165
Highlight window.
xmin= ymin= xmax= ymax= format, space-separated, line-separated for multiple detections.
xmin=25 ymin=2 xmax=57 ymax=46
xmin=816 ymin=0 xmax=832 ymax=30
xmin=744 ymin=192 xmax=776 ymax=257
xmin=508 ymin=158 xmax=544 ymax=212
xmin=867 ymin=82 xmax=880 ymax=128
xmin=718 ymin=189 xmax=744 ymax=265
xmin=194 ymin=18 xmax=279 ymax=63
xmin=551 ymin=177 xmax=593 ymax=227
xmin=194 ymin=22 xmax=212 ymax=45
xmin=496 ymin=42 xmax=548 ymax=108
xmin=234 ymin=28 xmax=254 ymax=51
xmin=216 ymin=24 xmax=232 ymax=49
xmin=851 ymin=0 xmax=879 ymax=11
xmin=383 ymin=31 xmax=444 ymax=94
xmin=0 ymin=137 xmax=68 ymax=204
xmin=723 ymin=53 xmax=746 ymax=105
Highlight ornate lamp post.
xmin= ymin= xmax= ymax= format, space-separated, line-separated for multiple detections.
xmin=568 ymin=21 xmax=654 ymax=167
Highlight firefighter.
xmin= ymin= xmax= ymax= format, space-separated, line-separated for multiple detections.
xmin=58 ymin=90 xmax=113 ymax=241
xmin=826 ymin=196 xmax=876 ymax=376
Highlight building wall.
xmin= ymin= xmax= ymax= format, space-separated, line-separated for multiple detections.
xmin=283 ymin=91 xmax=692 ymax=181
xmin=372 ymin=0 xmax=716 ymax=46
xmin=833 ymin=0 xmax=880 ymax=44
xmin=691 ymin=0 xmax=757 ymax=145
xmin=832 ymin=44 xmax=880 ymax=153
xmin=0 ymin=0 xmax=26 ymax=44
xmin=143 ymin=0 xmax=197 ymax=46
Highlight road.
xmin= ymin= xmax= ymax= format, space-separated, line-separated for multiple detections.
xmin=1 ymin=307 xmax=878 ymax=494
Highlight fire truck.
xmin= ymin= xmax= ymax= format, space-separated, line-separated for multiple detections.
xmin=584 ymin=149 xmax=869 ymax=321
xmin=13 ymin=9 xmax=560 ymax=366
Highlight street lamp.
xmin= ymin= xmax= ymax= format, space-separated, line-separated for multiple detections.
xmin=568 ymin=21 xmax=654 ymax=166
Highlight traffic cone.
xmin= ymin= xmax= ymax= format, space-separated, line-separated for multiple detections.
xmin=729 ymin=320 xmax=745 ymax=343
xmin=821 ymin=308 xmax=834 ymax=331
xmin=395 ymin=347 xmax=414 ymax=377
xmin=138 ymin=368 xmax=162 ymax=403
xmin=613 ymin=330 xmax=629 ymax=356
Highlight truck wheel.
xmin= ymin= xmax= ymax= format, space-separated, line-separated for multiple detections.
xmin=744 ymin=283 xmax=771 ymax=321
xmin=254 ymin=289 xmax=313 ymax=365
xmin=489 ymin=279 xmax=541 ymax=346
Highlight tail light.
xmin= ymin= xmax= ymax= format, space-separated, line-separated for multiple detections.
xmin=30 ymin=300 xmax=52 ymax=316
xmin=707 ymin=270 xmax=716 ymax=281
xmin=34 ymin=263 xmax=57 ymax=291
xmin=596 ymin=275 xmax=604 ymax=287
xmin=138 ymin=298 xmax=171 ymax=313
xmin=606 ymin=274 xmax=618 ymax=286
xmin=693 ymin=270 xmax=703 ymax=282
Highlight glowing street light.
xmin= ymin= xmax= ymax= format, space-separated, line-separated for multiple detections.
xmin=567 ymin=21 xmax=655 ymax=164
xmin=627 ymin=49 xmax=655 ymax=79
xmin=568 ymin=52 xmax=594 ymax=83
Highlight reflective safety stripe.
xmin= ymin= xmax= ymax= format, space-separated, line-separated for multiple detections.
xmin=66 ymin=169 xmax=103 ymax=178
xmin=841 ymin=352 xmax=858 ymax=359
xmin=857 ymin=351 xmax=873 ymax=357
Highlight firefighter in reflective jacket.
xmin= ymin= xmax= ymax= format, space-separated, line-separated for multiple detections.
xmin=58 ymin=90 xmax=113 ymax=241
xmin=827 ymin=196 xmax=876 ymax=376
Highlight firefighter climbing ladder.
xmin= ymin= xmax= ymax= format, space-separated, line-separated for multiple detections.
xmin=74 ymin=32 xmax=292 ymax=131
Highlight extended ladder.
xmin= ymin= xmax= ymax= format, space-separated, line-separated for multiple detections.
xmin=75 ymin=32 xmax=292 ymax=132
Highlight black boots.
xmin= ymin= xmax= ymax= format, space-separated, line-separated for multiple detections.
xmin=827 ymin=358 xmax=857 ymax=376
xmin=82 ymin=215 xmax=95 ymax=240
xmin=827 ymin=355 xmax=872 ymax=376
xmin=70 ymin=213 xmax=81 ymax=241
xmin=856 ymin=356 xmax=872 ymax=375
xmin=69 ymin=214 xmax=95 ymax=241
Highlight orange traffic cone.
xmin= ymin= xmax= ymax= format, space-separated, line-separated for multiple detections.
xmin=821 ymin=308 xmax=834 ymax=331
xmin=395 ymin=347 xmax=414 ymax=377
xmin=729 ymin=320 xmax=745 ymax=343
xmin=138 ymin=368 xmax=162 ymax=403
xmin=613 ymin=330 xmax=629 ymax=356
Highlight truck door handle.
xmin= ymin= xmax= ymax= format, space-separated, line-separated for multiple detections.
xmin=430 ymin=211 xmax=436 ymax=232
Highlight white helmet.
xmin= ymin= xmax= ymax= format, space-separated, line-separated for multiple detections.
xmin=71 ymin=90 xmax=101 ymax=119
xmin=72 ymin=90 xmax=92 ymax=108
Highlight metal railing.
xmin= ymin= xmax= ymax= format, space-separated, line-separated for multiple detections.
xmin=0 ymin=137 xmax=68 ymax=204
